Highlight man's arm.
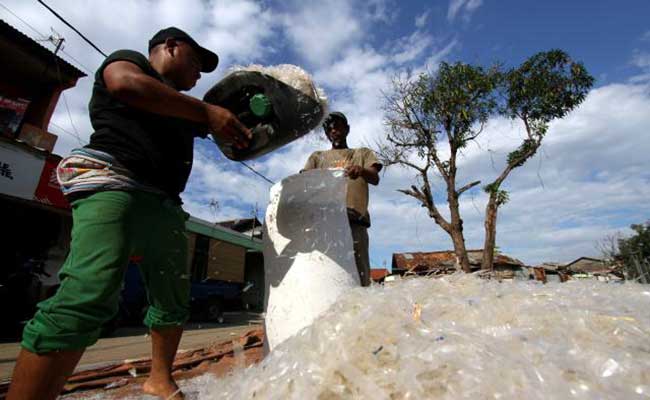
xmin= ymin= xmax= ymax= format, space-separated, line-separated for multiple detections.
xmin=103 ymin=61 xmax=250 ymax=148
xmin=300 ymin=152 xmax=318 ymax=173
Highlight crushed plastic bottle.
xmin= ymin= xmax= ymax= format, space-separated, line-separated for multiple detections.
xmin=204 ymin=64 xmax=327 ymax=161
xmin=70 ymin=275 xmax=650 ymax=400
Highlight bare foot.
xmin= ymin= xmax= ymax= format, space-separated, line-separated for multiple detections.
xmin=143 ymin=376 xmax=185 ymax=399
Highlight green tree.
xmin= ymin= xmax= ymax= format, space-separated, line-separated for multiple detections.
xmin=379 ymin=50 xmax=593 ymax=273
xmin=481 ymin=50 xmax=594 ymax=270
xmin=617 ymin=221 xmax=650 ymax=283
xmin=378 ymin=62 xmax=500 ymax=272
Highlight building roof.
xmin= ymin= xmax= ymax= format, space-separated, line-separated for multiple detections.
xmin=392 ymin=249 xmax=524 ymax=272
xmin=217 ymin=217 xmax=262 ymax=233
xmin=370 ymin=268 xmax=389 ymax=281
xmin=0 ymin=19 xmax=86 ymax=87
xmin=565 ymin=257 xmax=612 ymax=273
xmin=186 ymin=216 xmax=262 ymax=251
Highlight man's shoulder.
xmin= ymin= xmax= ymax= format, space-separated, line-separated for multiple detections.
xmin=103 ymin=49 xmax=149 ymax=67
xmin=96 ymin=50 xmax=151 ymax=81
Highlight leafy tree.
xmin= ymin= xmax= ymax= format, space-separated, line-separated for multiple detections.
xmin=617 ymin=221 xmax=650 ymax=282
xmin=378 ymin=62 xmax=500 ymax=272
xmin=378 ymin=50 xmax=593 ymax=272
xmin=481 ymin=50 xmax=594 ymax=270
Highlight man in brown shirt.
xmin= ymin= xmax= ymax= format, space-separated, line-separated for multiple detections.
xmin=302 ymin=112 xmax=382 ymax=286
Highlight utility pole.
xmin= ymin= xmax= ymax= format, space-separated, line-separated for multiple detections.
xmin=250 ymin=203 xmax=259 ymax=240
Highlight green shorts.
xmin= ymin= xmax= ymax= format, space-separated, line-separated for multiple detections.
xmin=22 ymin=190 xmax=191 ymax=353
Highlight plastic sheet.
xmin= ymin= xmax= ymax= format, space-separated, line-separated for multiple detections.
xmin=263 ymin=169 xmax=359 ymax=351
xmin=74 ymin=275 xmax=650 ymax=399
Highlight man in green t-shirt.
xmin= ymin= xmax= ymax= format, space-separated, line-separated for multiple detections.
xmin=7 ymin=27 xmax=251 ymax=400
xmin=302 ymin=112 xmax=382 ymax=286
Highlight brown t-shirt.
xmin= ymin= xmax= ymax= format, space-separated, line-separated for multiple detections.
xmin=303 ymin=147 xmax=382 ymax=227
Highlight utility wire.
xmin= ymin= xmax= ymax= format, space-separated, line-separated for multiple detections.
xmin=0 ymin=2 xmax=92 ymax=74
xmin=51 ymin=50 xmax=86 ymax=147
xmin=49 ymin=120 xmax=87 ymax=145
xmin=36 ymin=0 xmax=107 ymax=57
xmin=239 ymin=161 xmax=275 ymax=184
xmin=1 ymin=1 xmax=42 ymax=37
xmin=31 ymin=0 xmax=275 ymax=185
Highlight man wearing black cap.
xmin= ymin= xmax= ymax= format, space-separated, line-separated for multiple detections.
xmin=302 ymin=112 xmax=382 ymax=286
xmin=7 ymin=27 xmax=250 ymax=400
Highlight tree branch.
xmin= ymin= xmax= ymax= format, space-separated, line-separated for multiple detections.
xmin=457 ymin=180 xmax=481 ymax=196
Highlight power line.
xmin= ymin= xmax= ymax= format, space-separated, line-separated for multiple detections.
xmin=0 ymin=2 xmax=93 ymax=74
xmin=36 ymin=0 xmax=107 ymax=57
xmin=239 ymin=161 xmax=275 ymax=184
xmin=0 ymin=1 xmax=43 ymax=38
xmin=32 ymin=0 xmax=274 ymax=186
xmin=59 ymin=47 xmax=93 ymax=75
xmin=50 ymin=41 xmax=87 ymax=147
xmin=49 ymin=120 xmax=87 ymax=146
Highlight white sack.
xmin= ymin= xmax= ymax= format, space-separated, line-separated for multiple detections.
xmin=263 ymin=169 xmax=359 ymax=351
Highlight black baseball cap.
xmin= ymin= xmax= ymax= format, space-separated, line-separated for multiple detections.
xmin=148 ymin=27 xmax=219 ymax=73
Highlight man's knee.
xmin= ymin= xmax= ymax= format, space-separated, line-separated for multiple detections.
xmin=143 ymin=305 xmax=189 ymax=329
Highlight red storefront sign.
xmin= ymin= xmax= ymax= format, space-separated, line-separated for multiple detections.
xmin=34 ymin=156 xmax=69 ymax=209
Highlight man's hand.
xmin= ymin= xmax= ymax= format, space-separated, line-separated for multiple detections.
xmin=345 ymin=164 xmax=380 ymax=185
xmin=205 ymin=105 xmax=252 ymax=149
xmin=345 ymin=165 xmax=364 ymax=179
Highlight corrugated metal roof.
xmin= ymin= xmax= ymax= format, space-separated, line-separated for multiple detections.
xmin=0 ymin=18 xmax=86 ymax=80
xmin=392 ymin=250 xmax=524 ymax=272
xmin=565 ymin=257 xmax=612 ymax=273
xmin=370 ymin=268 xmax=389 ymax=281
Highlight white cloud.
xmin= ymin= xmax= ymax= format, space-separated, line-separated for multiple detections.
xmin=642 ymin=30 xmax=650 ymax=42
xmin=630 ymin=48 xmax=650 ymax=82
xmin=369 ymin=81 xmax=650 ymax=266
xmin=415 ymin=10 xmax=430 ymax=29
xmin=632 ymin=51 xmax=650 ymax=69
xmin=391 ymin=30 xmax=434 ymax=64
xmin=5 ymin=0 xmax=647 ymax=269
xmin=202 ymin=0 xmax=278 ymax=64
xmin=447 ymin=0 xmax=483 ymax=22
xmin=278 ymin=0 xmax=363 ymax=67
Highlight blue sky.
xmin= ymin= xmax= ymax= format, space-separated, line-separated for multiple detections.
xmin=2 ymin=0 xmax=649 ymax=268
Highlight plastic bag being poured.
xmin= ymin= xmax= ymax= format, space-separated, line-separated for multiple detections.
xmin=204 ymin=64 xmax=328 ymax=161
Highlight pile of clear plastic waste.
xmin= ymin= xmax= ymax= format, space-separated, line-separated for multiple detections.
xmin=89 ymin=274 xmax=650 ymax=399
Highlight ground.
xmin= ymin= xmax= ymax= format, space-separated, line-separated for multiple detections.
xmin=0 ymin=311 xmax=262 ymax=382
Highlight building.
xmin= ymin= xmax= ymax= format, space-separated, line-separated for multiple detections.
xmin=0 ymin=19 xmax=86 ymax=338
xmin=370 ymin=268 xmax=389 ymax=283
xmin=0 ymin=20 xmax=266 ymax=336
xmin=216 ymin=217 xmax=263 ymax=239
xmin=565 ymin=257 xmax=622 ymax=282
xmin=187 ymin=216 xmax=264 ymax=309
xmin=391 ymin=249 xmax=527 ymax=280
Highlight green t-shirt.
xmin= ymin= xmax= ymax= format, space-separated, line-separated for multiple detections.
xmin=303 ymin=147 xmax=382 ymax=227
xmin=86 ymin=49 xmax=206 ymax=201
